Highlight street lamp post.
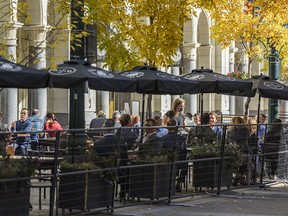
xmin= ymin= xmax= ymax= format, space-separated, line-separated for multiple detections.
xmin=268 ymin=46 xmax=281 ymax=123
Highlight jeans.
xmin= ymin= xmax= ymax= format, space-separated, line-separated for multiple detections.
xmin=9 ymin=142 xmax=30 ymax=155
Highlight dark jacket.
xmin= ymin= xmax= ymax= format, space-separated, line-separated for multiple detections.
xmin=265 ymin=126 xmax=282 ymax=158
xmin=187 ymin=126 xmax=217 ymax=146
xmin=11 ymin=119 xmax=33 ymax=144
xmin=228 ymin=127 xmax=250 ymax=153
xmin=141 ymin=132 xmax=163 ymax=150
xmin=93 ymin=134 xmax=128 ymax=166
xmin=162 ymin=132 xmax=187 ymax=161
xmin=115 ymin=127 xmax=138 ymax=150
xmin=89 ymin=117 xmax=107 ymax=136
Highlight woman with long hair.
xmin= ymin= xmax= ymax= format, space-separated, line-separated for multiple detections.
xmin=162 ymin=98 xmax=186 ymax=127
xmin=227 ymin=116 xmax=250 ymax=186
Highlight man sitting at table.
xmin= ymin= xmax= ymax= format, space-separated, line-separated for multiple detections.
xmin=162 ymin=118 xmax=187 ymax=192
xmin=134 ymin=118 xmax=163 ymax=154
xmin=115 ymin=114 xmax=138 ymax=150
xmin=93 ymin=118 xmax=128 ymax=200
xmin=29 ymin=108 xmax=44 ymax=149
xmin=89 ymin=110 xmax=107 ymax=136
xmin=10 ymin=108 xmax=33 ymax=154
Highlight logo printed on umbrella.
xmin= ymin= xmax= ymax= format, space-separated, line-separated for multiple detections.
xmin=0 ymin=61 xmax=22 ymax=71
xmin=121 ymin=71 xmax=144 ymax=79
xmin=264 ymin=82 xmax=284 ymax=90
xmin=214 ymin=74 xmax=236 ymax=81
xmin=88 ymin=69 xmax=114 ymax=78
xmin=49 ymin=67 xmax=76 ymax=75
xmin=183 ymin=74 xmax=205 ymax=80
xmin=157 ymin=73 xmax=180 ymax=81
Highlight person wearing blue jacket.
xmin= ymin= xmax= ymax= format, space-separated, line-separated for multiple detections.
xmin=10 ymin=108 xmax=33 ymax=154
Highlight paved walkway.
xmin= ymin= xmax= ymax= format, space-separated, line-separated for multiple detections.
xmin=30 ymin=180 xmax=288 ymax=216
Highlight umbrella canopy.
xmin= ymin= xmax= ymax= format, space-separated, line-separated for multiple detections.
xmin=242 ymin=75 xmax=288 ymax=100
xmin=119 ymin=66 xmax=200 ymax=95
xmin=0 ymin=57 xmax=49 ymax=88
xmin=49 ymin=60 xmax=136 ymax=92
xmin=181 ymin=68 xmax=253 ymax=94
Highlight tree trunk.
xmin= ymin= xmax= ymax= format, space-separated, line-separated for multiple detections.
xmin=243 ymin=44 xmax=253 ymax=121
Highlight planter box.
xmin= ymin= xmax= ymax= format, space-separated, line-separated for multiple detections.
xmin=193 ymin=159 xmax=232 ymax=188
xmin=129 ymin=161 xmax=176 ymax=200
xmin=0 ymin=180 xmax=30 ymax=216
xmin=59 ymin=168 xmax=113 ymax=212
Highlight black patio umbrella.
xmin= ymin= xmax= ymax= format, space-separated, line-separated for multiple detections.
xmin=119 ymin=65 xmax=200 ymax=126
xmin=119 ymin=66 xmax=200 ymax=95
xmin=49 ymin=60 xmax=136 ymax=92
xmin=0 ymin=57 xmax=49 ymax=88
xmin=181 ymin=68 xmax=253 ymax=122
xmin=241 ymin=74 xmax=288 ymax=100
xmin=181 ymin=68 xmax=252 ymax=94
xmin=49 ymin=60 xmax=139 ymax=130
xmin=237 ymin=74 xmax=288 ymax=121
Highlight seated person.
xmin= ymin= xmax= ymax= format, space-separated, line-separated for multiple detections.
xmin=153 ymin=115 xmax=168 ymax=138
xmin=44 ymin=112 xmax=63 ymax=137
xmin=10 ymin=108 xmax=33 ymax=155
xmin=29 ymin=108 xmax=44 ymax=149
xmin=187 ymin=112 xmax=217 ymax=146
xmin=115 ymin=114 xmax=138 ymax=150
xmin=89 ymin=110 xmax=107 ymax=136
xmin=210 ymin=112 xmax=223 ymax=139
xmin=94 ymin=119 xmax=126 ymax=157
xmin=162 ymin=118 xmax=187 ymax=191
xmin=93 ymin=118 xmax=128 ymax=199
xmin=0 ymin=111 xmax=10 ymax=151
xmin=131 ymin=115 xmax=141 ymax=137
xmin=135 ymin=118 xmax=163 ymax=156
xmin=162 ymin=118 xmax=187 ymax=155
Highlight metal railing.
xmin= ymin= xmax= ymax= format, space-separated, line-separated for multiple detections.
xmin=0 ymin=123 xmax=288 ymax=215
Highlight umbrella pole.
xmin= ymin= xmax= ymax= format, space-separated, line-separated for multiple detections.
xmin=253 ymin=94 xmax=261 ymax=183
xmin=200 ymin=93 xmax=204 ymax=124
xmin=140 ymin=94 xmax=145 ymax=143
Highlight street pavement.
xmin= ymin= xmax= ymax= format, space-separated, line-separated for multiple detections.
xmin=30 ymin=180 xmax=288 ymax=216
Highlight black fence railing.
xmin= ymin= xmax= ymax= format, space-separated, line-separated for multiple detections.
xmin=0 ymin=123 xmax=288 ymax=215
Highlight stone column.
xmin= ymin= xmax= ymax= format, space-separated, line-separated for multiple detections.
xmin=0 ymin=21 xmax=23 ymax=127
xmin=171 ymin=66 xmax=180 ymax=102
xmin=183 ymin=43 xmax=200 ymax=115
xmin=229 ymin=42 xmax=238 ymax=115
xmin=160 ymin=67 xmax=171 ymax=116
xmin=24 ymin=25 xmax=49 ymax=119
xmin=96 ymin=62 xmax=110 ymax=116
xmin=234 ymin=49 xmax=249 ymax=115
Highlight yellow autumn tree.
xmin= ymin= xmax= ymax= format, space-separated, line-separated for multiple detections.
xmin=85 ymin=0 xmax=197 ymax=71
xmin=196 ymin=0 xmax=288 ymax=78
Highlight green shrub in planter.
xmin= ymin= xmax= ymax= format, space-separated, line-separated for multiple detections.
xmin=0 ymin=155 xmax=37 ymax=216
xmin=59 ymin=155 xmax=116 ymax=213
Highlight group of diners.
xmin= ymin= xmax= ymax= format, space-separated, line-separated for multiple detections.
xmin=91 ymin=97 xmax=287 ymax=194
xmin=0 ymin=108 xmax=63 ymax=155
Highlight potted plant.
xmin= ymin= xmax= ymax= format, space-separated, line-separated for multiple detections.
xmin=0 ymin=152 xmax=37 ymax=216
xmin=58 ymin=153 xmax=115 ymax=214
xmin=129 ymin=146 xmax=176 ymax=201
xmin=191 ymin=141 xmax=243 ymax=188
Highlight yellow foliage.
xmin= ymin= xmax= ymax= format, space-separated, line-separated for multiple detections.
xmin=85 ymin=0 xmax=195 ymax=70
xmin=198 ymin=0 xmax=288 ymax=77
xmin=18 ymin=1 xmax=32 ymax=23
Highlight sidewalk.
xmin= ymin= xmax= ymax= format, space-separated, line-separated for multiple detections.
xmin=30 ymin=180 xmax=288 ymax=216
